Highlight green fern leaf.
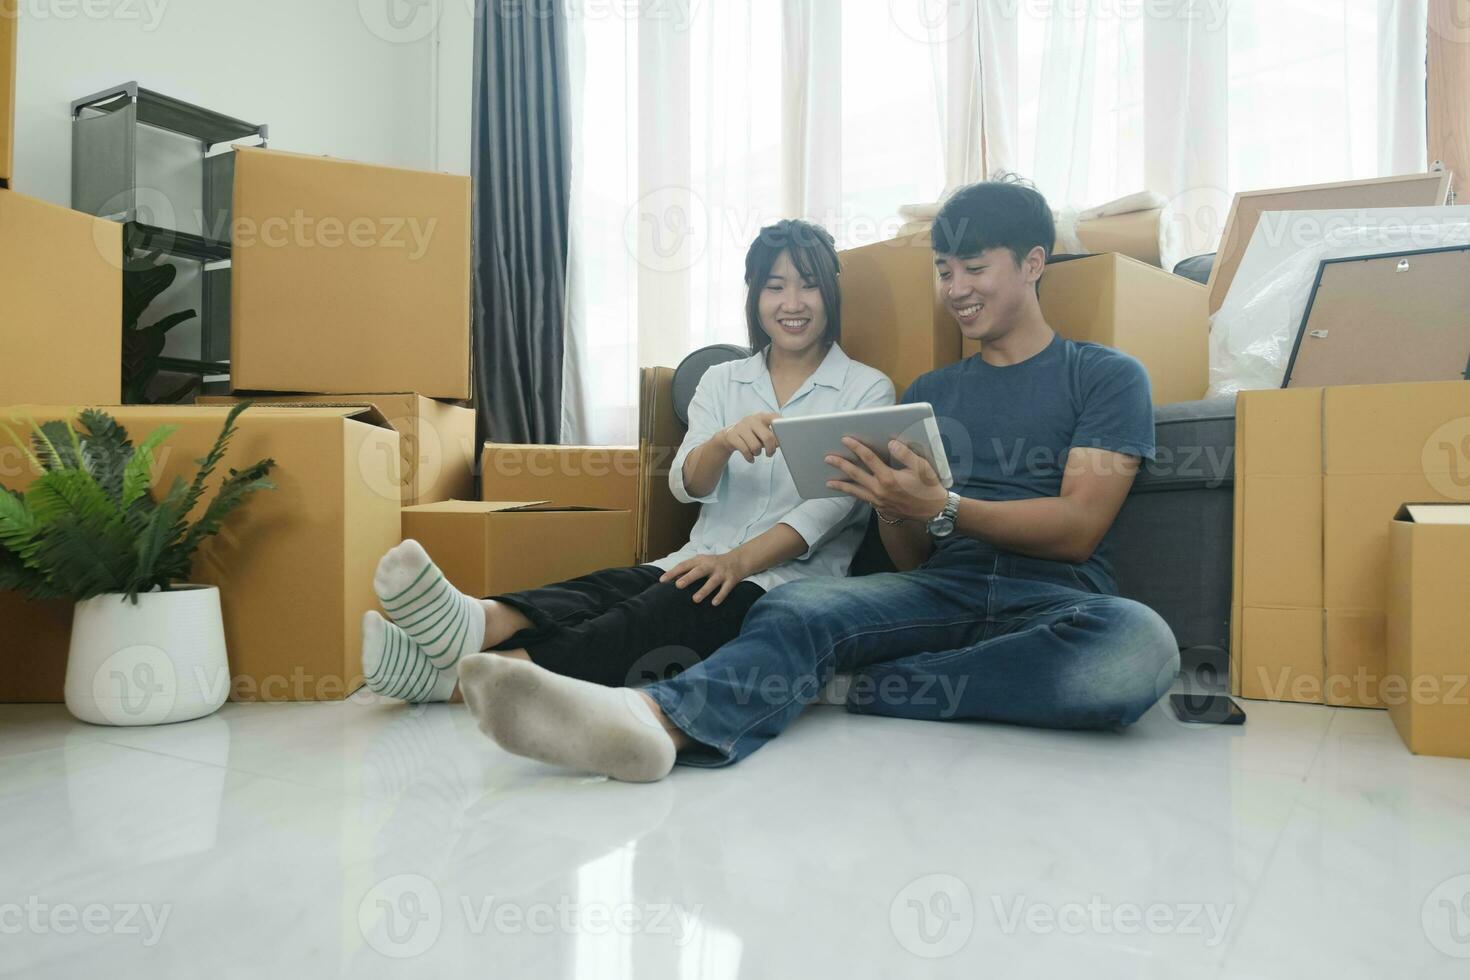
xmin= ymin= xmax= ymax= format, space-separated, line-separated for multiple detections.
xmin=121 ymin=425 xmax=179 ymax=509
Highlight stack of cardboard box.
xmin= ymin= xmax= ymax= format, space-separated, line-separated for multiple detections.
xmin=1230 ymin=381 xmax=1470 ymax=715
xmin=0 ymin=135 xmax=477 ymax=700
xmin=838 ymin=231 xmax=1210 ymax=404
xmin=401 ymin=366 xmax=701 ymax=599
xmin=197 ymin=146 xmax=479 ymax=509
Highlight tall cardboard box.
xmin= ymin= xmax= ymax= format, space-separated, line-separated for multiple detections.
xmin=0 ymin=405 xmax=400 ymax=701
xmin=838 ymin=231 xmax=961 ymax=398
xmin=1387 ymin=504 xmax=1470 ymax=758
xmin=1231 ymin=381 xmax=1470 ymax=708
xmin=0 ymin=189 xmax=122 ymax=404
xmin=198 ymin=393 xmax=476 ymax=506
xmin=962 ymin=253 xmax=1209 ymax=405
xmin=230 ymin=146 xmax=472 ymax=399
xmin=401 ymin=501 xmax=636 ymax=598
xmin=637 ymin=367 xmax=700 ymax=563
xmin=0 ymin=0 xmax=15 ymax=186
xmin=1229 ymin=387 xmax=1325 ymax=704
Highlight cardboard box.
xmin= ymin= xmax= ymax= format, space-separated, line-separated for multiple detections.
xmin=230 ymin=146 xmax=472 ymax=399
xmin=1207 ymin=171 xmax=1453 ymax=316
xmin=1070 ymin=208 xmax=1163 ymax=267
xmin=0 ymin=405 xmax=400 ymax=701
xmin=837 ymin=231 xmax=961 ymax=398
xmin=198 ymin=393 xmax=475 ymax=506
xmin=401 ymin=501 xmax=635 ymax=598
xmin=0 ymin=189 xmax=122 ymax=404
xmin=1230 ymin=386 xmax=1325 ymax=704
xmin=0 ymin=1 xmax=15 ymax=186
xmin=481 ymin=444 xmax=640 ymax=512
xmin=1231 ymin=380 xmax=1470 ymax=708
xmin=1387 ymin=503 xmax=1470 ymax=758
xmin=637 ymin=366 xmax=700 ymax=563
xmin=962 ymin=253 xmax=1209 ymax=405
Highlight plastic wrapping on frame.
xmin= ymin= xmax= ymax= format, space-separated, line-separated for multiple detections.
xmin=1207 ymin=219 xmax=1470 ymax=397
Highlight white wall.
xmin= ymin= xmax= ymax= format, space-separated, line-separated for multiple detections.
xmin=433 ymin=0 xmax=475 ymax=176
xmin=10 ymin=0 xmax=477 ymax=206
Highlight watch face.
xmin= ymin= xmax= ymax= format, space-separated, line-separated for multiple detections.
xmin=930 ymin=517 xmax=956 ymax=537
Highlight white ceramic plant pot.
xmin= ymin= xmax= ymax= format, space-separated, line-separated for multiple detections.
xmin=64 ymin=585 xmax=231 ymax=726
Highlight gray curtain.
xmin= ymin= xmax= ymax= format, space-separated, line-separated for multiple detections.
xmin=471 ymin=0 xmax=571 ymax=445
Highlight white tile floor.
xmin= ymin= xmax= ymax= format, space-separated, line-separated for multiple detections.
xmin=5 ymin=675 xmax=1470 ymax=979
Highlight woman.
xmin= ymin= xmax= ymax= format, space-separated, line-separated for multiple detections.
xmin=361 ymin=219 xmax=894 ymax=702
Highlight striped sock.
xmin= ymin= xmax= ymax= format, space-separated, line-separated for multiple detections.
xmin=374 ymin=539 xmax=487 ymax=670
xmin=361 ymin=612 xmax=458 ymax=703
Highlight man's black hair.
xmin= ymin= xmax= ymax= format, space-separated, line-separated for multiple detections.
xmin=930 ymin=174 xmax=1056 ymax=267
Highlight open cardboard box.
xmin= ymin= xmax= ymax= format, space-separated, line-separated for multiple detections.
xmin=401 ymin=501 xmax=635 ymax=598
xmin=1230 ymin=380 xmax=1470 ymax=708
xmin=199 ymin=393 xmax=476 ymax=506
xmin=1 ymin=189 xmax=122 ymax=405
xmin=1387 ymin=503 xmax=1470 ymax=758
xmin=230 ymin=146 xmax=472 ymax=399
xmin=962 ymin=252 xmax=1209 ymax=405
xmin=0 ymin=404 xmax=400 ymax=701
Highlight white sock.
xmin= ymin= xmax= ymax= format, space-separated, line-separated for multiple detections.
xmin=457 ymin=654 xmax=677 ymax=783
xmin=375 ymin=539 xmax=486 ymax=671
xmin=361 ymin=612 xmax=459 ymax=703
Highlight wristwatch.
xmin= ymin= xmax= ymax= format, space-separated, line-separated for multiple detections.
xmin=927 ymin=491 xmax=961 ymax=538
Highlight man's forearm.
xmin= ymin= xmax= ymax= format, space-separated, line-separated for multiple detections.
xmin=681 ymin=438 xmax=733 ymax=499
xmin=953 ymin=495 xmax=1105 ymax=564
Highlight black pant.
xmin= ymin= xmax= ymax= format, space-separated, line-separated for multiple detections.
xmin=490 ymin=565 xmax=766 ymax=688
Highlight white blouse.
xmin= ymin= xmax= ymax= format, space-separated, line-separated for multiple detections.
xmin=648 ymin=343 xmax=896 ymax=592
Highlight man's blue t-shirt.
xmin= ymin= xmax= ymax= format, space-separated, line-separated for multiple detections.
xmin=902 ymin=333 xmax=1156 ymax=591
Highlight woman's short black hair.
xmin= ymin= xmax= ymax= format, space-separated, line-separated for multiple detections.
xmin=931 ymin=174 xmax=1056 ymax=266
xmin=743 ymin=219 xmax=842 ymax=353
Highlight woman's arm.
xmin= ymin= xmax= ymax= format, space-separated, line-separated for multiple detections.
xmin=877 ymin=516 xmax=934 ymax=572
xmin=679 ymin=437 xmax=735 ymax=500
xmin=660 ymin=524 xmax=807 ymax=605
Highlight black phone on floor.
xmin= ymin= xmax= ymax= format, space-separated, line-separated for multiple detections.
xmin=1170 ymin=693 xmax=1246 ymax=725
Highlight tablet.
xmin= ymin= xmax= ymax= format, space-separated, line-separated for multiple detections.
xmin=773 ymin=402 xmax=954 ymax=499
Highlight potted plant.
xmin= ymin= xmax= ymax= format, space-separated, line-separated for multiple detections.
xmin=0 ymin=402 xmax=275 ymax=726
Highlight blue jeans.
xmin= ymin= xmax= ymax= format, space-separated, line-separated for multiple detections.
xmin=641 ymin=548 xmax=1180 ymax=767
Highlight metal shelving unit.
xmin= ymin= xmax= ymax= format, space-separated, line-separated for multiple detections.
xmin=72 ymin=83 xmax=267 ymax=386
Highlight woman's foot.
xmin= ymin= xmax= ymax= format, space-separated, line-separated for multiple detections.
xmin=374 ymin=540 xmax=486 ymax=670
xmin=457 ymin=654 xmax=677 ymax=782
xmin=361 ymin=612 xmax=459 ymax=703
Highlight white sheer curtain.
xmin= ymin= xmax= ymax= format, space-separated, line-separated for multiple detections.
xmin=981 ymin=0 xmax=1429 ymax=262
xmin=561 ymin=1 xmax=974 ymax=445
xmin=563 ymin=1 xmax=1429 ymax=445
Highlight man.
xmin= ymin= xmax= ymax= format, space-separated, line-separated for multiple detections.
xmin=457 ymin=178 xmax=1180 ymax=781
